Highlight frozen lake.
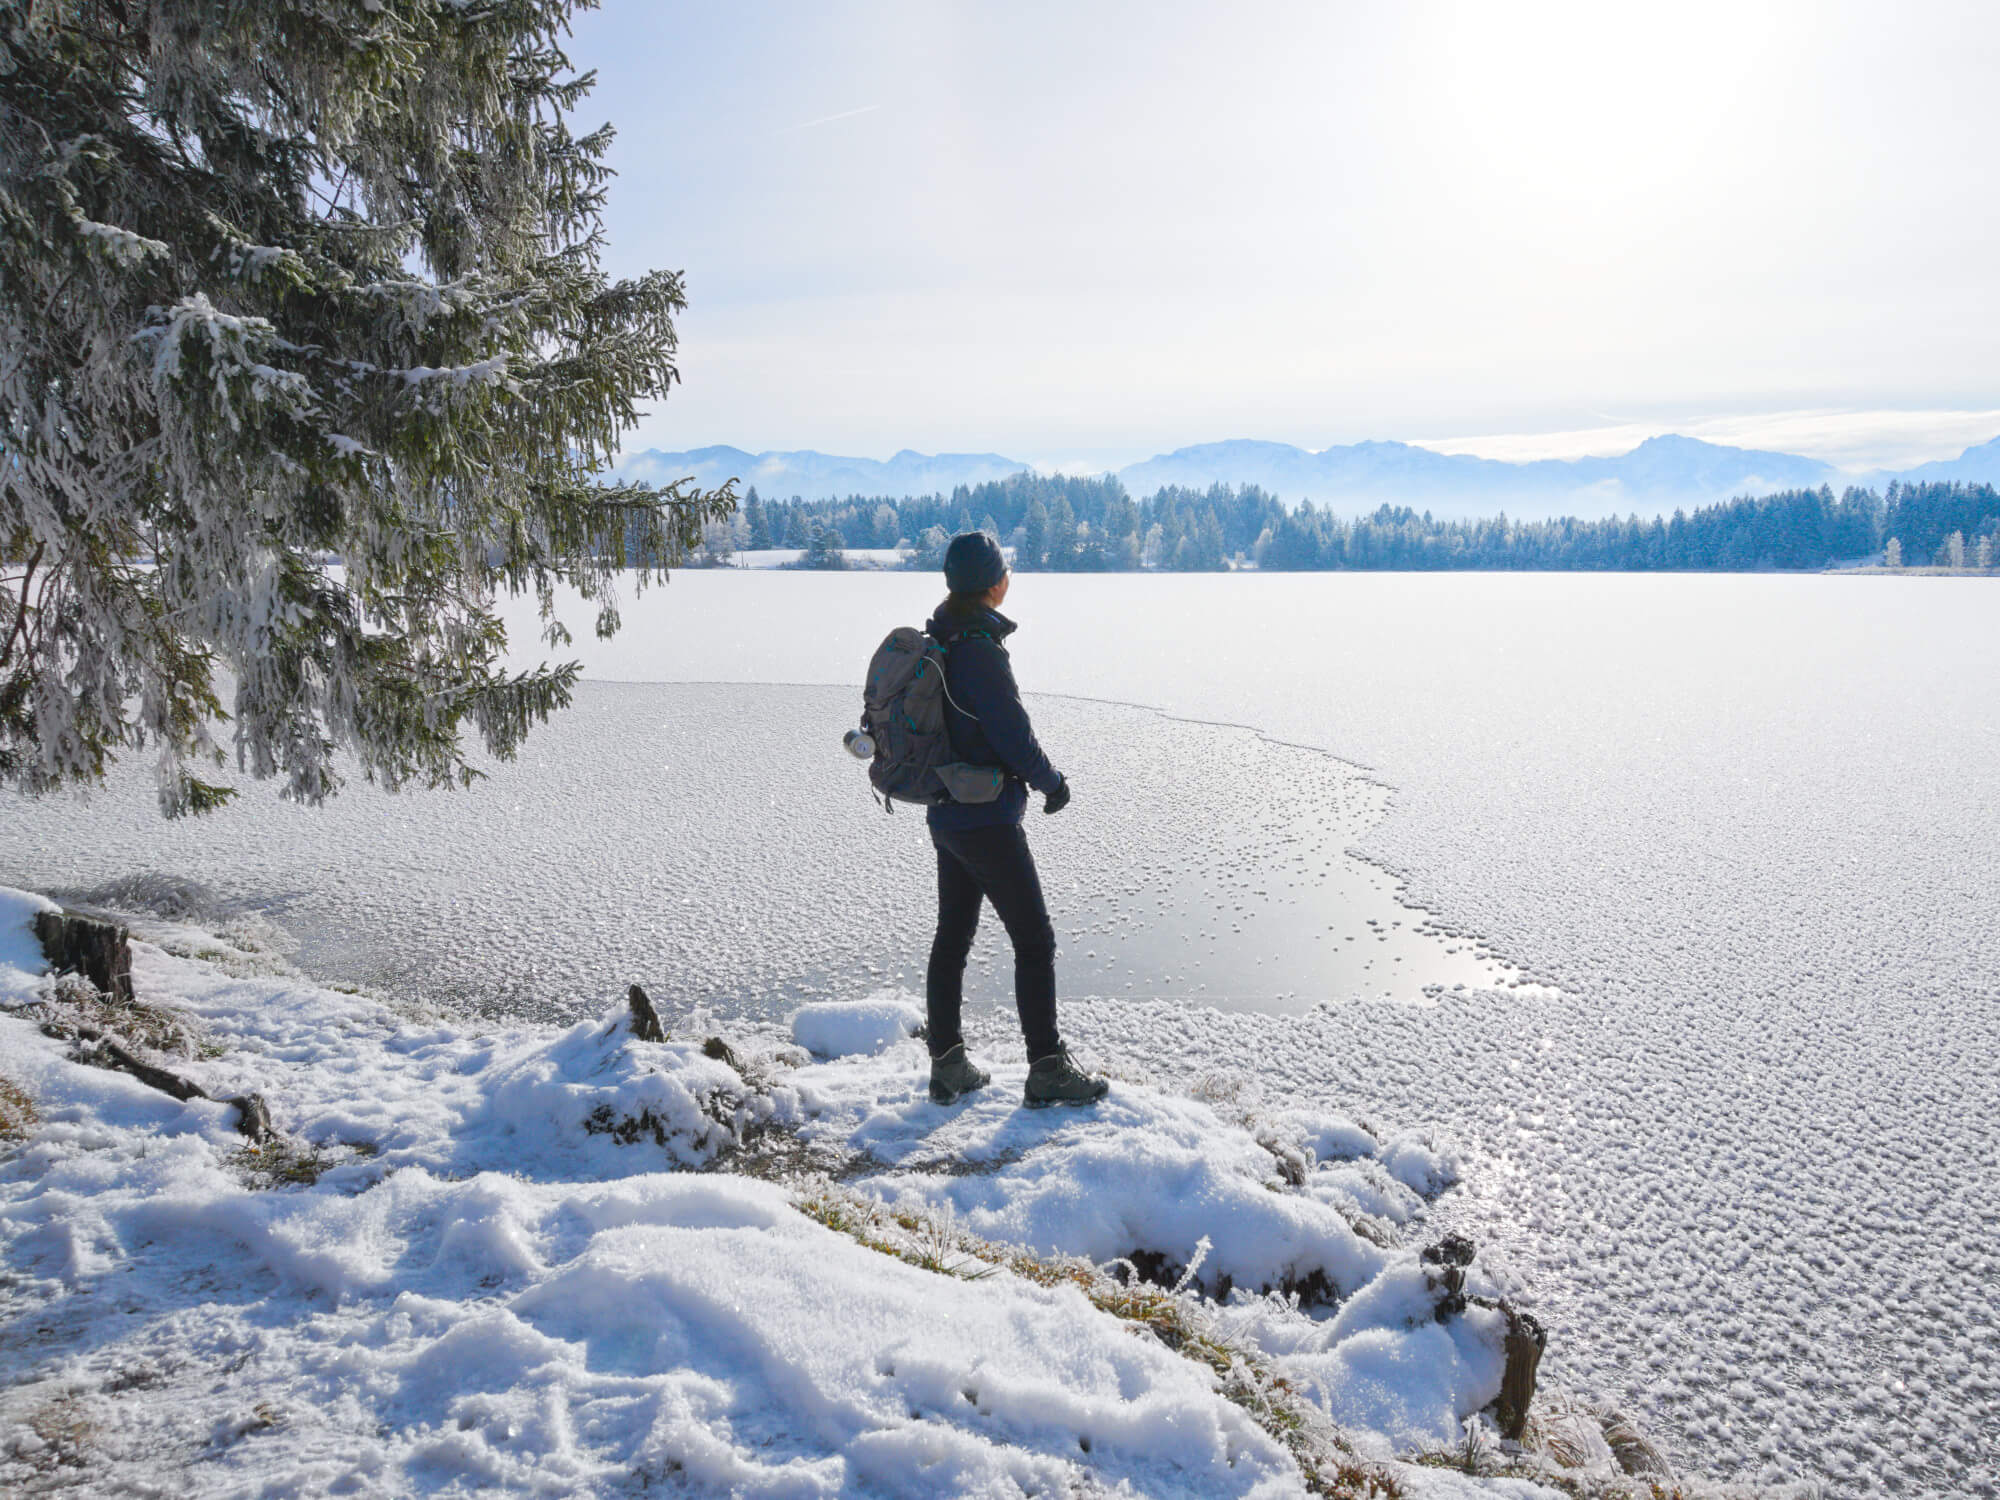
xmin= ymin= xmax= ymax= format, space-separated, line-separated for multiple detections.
xmin=7 ymin=570 xmax=2000 ymax=1495
xmin=0 ymin=686 xmax=1518 ymax=1020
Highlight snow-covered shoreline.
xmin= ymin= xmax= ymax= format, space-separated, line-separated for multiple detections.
xmin=0 ymin=887 xmax=1793 ymax=1498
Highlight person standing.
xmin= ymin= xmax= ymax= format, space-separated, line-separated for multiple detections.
xmin=923 ymin=532 xmax=1109 ymax=1109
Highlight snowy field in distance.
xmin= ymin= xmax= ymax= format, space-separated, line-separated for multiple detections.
xmin=717 ymin=548 xmax=909 ymax=568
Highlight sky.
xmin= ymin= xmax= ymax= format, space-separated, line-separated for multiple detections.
xmin=567 ymin=1 xmax=2000 ymax=473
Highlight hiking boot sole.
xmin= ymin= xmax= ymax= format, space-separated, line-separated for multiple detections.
xmin=930 ymin=1078 xmax=990 ymax=1105
xmin=1022 ymin=1089 xmax=1108 ymax=1109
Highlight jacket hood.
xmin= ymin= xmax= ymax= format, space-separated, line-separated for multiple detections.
xmin=925 ymin=604 xmax=1017 ymax=643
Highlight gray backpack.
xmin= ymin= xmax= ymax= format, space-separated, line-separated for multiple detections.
xmin=858 ymin=627 xmax=1003 ymax=811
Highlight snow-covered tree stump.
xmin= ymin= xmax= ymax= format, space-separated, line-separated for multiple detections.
xmin=30 ymin=914 xmax=274 ymax=1143
xmin=33 ymin=910 xmax=133 ymax=1003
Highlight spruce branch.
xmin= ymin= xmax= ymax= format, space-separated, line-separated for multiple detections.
xmin=0 ymin=0 xmax=730 ymax=813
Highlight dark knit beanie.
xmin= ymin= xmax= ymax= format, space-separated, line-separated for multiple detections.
xmin=943 ymin=531 xmax=1007 ymax=593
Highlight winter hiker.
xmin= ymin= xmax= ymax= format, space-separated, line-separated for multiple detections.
xmin=923 ymin=532 xmax=1109 ymax=1109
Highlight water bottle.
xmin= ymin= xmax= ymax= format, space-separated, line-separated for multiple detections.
xmin=843 ymin=728 xmax=875 ymax=759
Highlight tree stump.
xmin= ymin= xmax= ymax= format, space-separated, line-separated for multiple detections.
xmin=1495 ymin=1309 xmax=1547 ymax=1441
xmin=626 ymin=984 xmax=666 ymax=1042
xmin=33 ymin=909 xmax=134 ymax=1002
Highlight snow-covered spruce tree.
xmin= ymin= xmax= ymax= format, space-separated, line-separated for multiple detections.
xmin=0 ymin=1 xmax=731 ymax=814
xmin=801 ymin=520 xmax=846 ymax=571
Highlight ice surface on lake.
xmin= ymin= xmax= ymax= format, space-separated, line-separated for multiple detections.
xmin=0 ymin=688 xmax=1515 ymax=1022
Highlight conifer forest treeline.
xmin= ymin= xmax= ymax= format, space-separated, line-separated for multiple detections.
xmin=715 ymin=474 xmax=2000 ymax=572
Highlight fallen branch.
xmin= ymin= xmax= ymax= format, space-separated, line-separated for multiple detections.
xmin=81 ymin=1036 xmax=274 ymax=1142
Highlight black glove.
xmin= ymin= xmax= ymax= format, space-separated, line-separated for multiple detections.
xmin=1042 ymin=776 xmax=1070 ymax=815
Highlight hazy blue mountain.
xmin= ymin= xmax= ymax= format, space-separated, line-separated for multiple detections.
xmin=1116 ymin=434 xmax=1839 ymax=520
xmin=617 ymin=445 xmax=1027 ymax=501
xmin=1889 ymin=434 xmax=2000 ymax=487
xmin=618 ymin=432 xmax=2000 ymax=520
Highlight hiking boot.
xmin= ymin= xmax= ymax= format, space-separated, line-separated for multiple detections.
xmin=1023 ymin=1044 xmax=1109 ymax=1108
xmin=928 ymin=1043 xmax=991 ymax=1105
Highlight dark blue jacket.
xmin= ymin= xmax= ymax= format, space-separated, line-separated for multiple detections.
xmin=924 ymin=604 xmax=1063 ymax=831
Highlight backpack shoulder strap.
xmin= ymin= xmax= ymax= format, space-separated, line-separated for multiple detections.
xmin=935 ymin=625 xmax=997 ymax=649
xmin=924 ymin=628 xmax=981 ymax=721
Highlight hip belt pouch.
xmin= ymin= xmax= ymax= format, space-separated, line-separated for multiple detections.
xmin=935 ymin=763 xmax=1005 ymax=804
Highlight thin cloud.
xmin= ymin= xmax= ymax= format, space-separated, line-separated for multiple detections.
xmin=767 ymin=103 xmax=881 ymax=137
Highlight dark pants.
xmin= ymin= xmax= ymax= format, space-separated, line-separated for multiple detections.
xmin=926 ymin=822 xmax=1060 ymax=1062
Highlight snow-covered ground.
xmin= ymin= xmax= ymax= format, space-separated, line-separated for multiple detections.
xmin=5 ymin=568 xmax=1997 ymax=1494
xmin=0 ymin=889 xmax=1637 ymax=1498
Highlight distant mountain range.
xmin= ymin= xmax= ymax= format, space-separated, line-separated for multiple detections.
xmin=618 ymin=446 xmax=1028 ymax=504
xmin=1892 ymin=433 xmax=2000 ymax=486
xmin=1115 ymin=434 xmax=1843 ymax=520
xmin=616 ymin=433 xmax=2000 ymax=521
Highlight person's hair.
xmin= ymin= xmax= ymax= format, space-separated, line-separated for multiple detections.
xmin=938 ymin=588 xmax=989 ymax=617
